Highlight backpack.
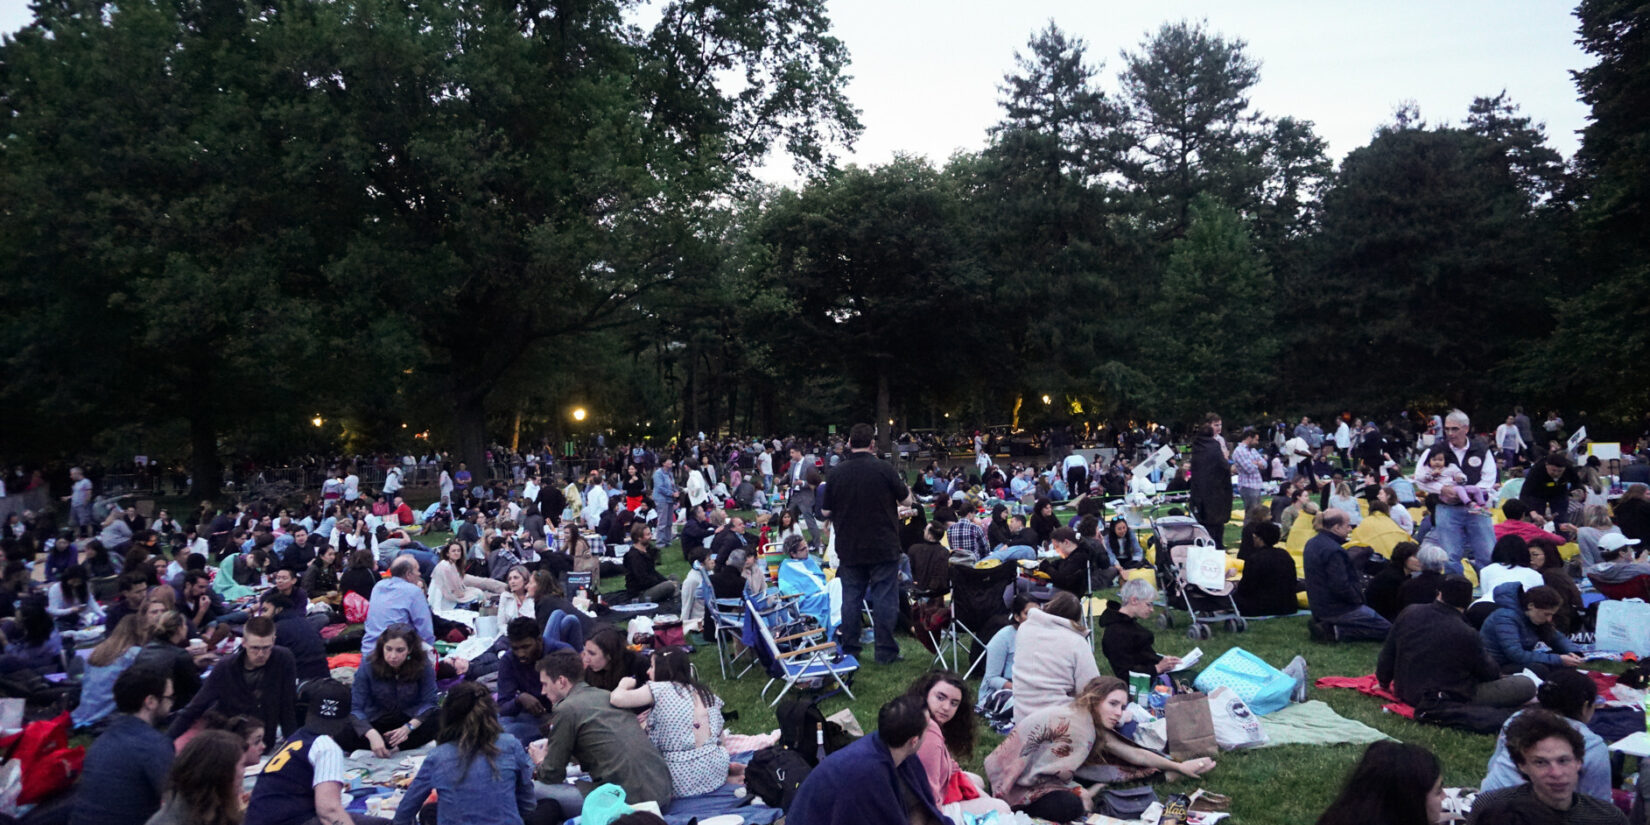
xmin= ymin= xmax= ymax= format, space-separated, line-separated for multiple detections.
xmin=744 ymin=746 xmax=812 ymax=811
xmin=775 ymin=698 xmax=853 ymax=766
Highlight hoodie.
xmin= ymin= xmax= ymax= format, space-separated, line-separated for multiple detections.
xmin=1098 ymin=601 xmax=1161 ymax=679
xmin=1479 ymin=582 xmax=1574 ymax=669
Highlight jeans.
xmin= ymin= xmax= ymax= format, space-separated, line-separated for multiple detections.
xmin=836 ymin=560 xmax=901 ymax=663
xmin=1433 ymin=504 xmax=1495 ymax=574
xmin=396 ymin=548 xmax=438 ymax=582
xmin=1322 ymin=606 xmax=1391 ymax=642
xmin=654 ymin=498 xmax=676 ymax=546
xmin=640 ymin=579 xmax=679 ymax=604
xmin=985 ymin=546 xmax=1037 ymax=564
xmin=1474 ymin=675 xmax=1537 ymax=708
xmin=502 ymin=713 xmax=544 ymax=744
xmin=1238 ymin=486 xmax=1265 ymax=513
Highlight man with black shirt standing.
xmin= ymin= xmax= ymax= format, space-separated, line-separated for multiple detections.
xmin=822 ymin=423 xmax=910 ymax=665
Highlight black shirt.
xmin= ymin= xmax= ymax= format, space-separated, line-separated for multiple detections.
xmin=822 ymin=452 xmax=909 ymax=566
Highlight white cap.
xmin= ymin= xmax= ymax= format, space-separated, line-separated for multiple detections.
xmin=1600 ymin=533 xmax=1642 ymax=552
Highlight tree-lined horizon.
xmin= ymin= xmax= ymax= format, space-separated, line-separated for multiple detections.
xmin=2 ymin=1 xmax=1646 ymax=496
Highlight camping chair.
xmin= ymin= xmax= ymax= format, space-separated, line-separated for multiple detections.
xmin=702 ymin=578 xmax=750 ymax=678
xmin=949 ymin=560 xmax=1016 ymax=672
xmin=745 ymin=593 xmax=858 ymax=707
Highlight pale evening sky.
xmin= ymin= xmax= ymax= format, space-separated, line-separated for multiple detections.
xmin=0 ymin=0 xmax=1592 ymax=185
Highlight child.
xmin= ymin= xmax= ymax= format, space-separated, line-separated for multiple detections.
xmin=1414 ymin=451 xmax=1490 ymax=511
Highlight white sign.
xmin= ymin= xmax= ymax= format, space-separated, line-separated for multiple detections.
xmin=1568 ymin=426 xmax=1589 ymax=452
xmin=1133 ymin=446 xmax=1174 ymax=479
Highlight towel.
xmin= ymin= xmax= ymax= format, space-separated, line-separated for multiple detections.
xmin=1256 ymin=700 xmax=1393 ymax=748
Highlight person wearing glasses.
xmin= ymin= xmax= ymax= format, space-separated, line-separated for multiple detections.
xmin=1421 ymin=410 xmax=1499 ymax=575
xmin=70 ymin=667 xmax=175 ymax=825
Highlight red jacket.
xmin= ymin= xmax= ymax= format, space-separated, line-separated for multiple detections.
xmin=1493 ymin=519 xmax=1567 ymax=551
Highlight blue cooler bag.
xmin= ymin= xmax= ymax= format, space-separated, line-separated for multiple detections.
xmin=1191 ymin=647 xmax=1293 ymax=716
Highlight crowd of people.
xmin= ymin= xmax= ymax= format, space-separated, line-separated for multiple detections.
xmin=0 ymin=408 xmax=1643 ymax=825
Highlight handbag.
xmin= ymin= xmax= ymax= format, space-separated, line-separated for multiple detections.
xmin=1102 ymin=784 xmax=1159 ymax=819
xmin=1164 ymin=692 xmax=1219 ymax=761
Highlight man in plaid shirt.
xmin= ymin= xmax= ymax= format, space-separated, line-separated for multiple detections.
xmin=1232 ymin=427 xmax=1268 ymax=512
xmin=941 ymin=510 xmax=990 ymax=562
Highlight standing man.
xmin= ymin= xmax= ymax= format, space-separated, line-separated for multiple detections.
xmin=1425 ymin=409 xmax=1499 ymax=574
xmin=651 ymin=457 xmax=678 ymax=547
xmin=823 ymin=423 xmax=910 ymax=665
xmin=1231 ymin=427 xmax=1268 ymax=513
xmin=62 ymin=466 xmax=94 ymax=538
xmin=343 ymin=464 xmax=361 ymax=504
xmin=1495 ymin=415 xmax=1529 ymax=468
xmin=1513 ymin=406 xmax=1535 ymax=462
xmin=381 ymin=462 xmax=402 ymax=503
xmin=1188 ymin=414 xmax=1233 ymax=549
xmin=757 ymin=445 xmax=775 ymax=492
xmin=1333 ymin=415 xmax=1353 ymax=469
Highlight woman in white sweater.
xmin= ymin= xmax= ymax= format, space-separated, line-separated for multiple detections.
xmin=1010 ymin=591 xmax=1099 ymax=725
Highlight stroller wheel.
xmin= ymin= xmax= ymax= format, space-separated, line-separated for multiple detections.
xmin=1155 ymin=613 xmax=1174 ymax=629
xmin=1225 ymin=618 xmax=1248 ymax=633
xmin=1186 ymin=623 xmax=1208 ymax=641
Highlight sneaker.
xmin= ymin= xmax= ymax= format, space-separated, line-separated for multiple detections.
xmin=1283 ymin=655 xmax=1310 ymax=702
xmin=1307 ymin=619 xmax=1327 ymax=643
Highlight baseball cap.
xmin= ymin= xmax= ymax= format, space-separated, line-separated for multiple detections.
xmin=1600 ymin=533 xmax=1642 ymax=553
xmin=303 ymin=679 xmax=352 ymax=738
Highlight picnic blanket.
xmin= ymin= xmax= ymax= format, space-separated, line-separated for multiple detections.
xmin=1255 ymin=700 xmax=1392 ymax=748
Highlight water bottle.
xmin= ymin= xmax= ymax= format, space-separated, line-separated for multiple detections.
xmin=1149 ymin=685 xmax=1171 ymax=719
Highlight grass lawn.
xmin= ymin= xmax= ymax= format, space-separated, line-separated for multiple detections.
xmin=421 ymin=517 xmax=1526 ymax=825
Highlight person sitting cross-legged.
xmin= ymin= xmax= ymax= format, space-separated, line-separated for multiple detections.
xmin=1466 ymin=709 xmax=1627 ymax=824
xmin=497 ymin=617 xmax=555 ymax=746
xmin=1376 ymin=576 xmax=1535 ymax=711
xmin=391 ymin=682 xmax=536 ymax=825
xmin=243 ymin=678 xmax=393 ymax=825
xmin=340 ymin=623 xmax=439 ymax=758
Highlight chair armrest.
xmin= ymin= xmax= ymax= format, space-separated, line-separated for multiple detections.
xmin=773 ymin=629 xmax=824 ymax=643
xmin=778 ymin=642 xmax=837 ymax=659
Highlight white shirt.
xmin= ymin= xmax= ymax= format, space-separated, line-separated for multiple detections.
xmin=1472 ymin=564 xmax=1545 ymax=605
xmin=1334 ymin=421 xmax=1352 ymax=449
xmin=1495 ymin=424 xmax=1527 ymax=452
xmin=758 ymin=452 xmax=773 ymax=475
xmin=685 ymin=470 xmax=709 ymax=507
xmin=1284 ymin=437 xmax=1311 ymax=467
xmin=1445 ymin=441 xmax=1498 ymax=491
xmin=1062 ymin=453 xmax=1087 ymax=471
xmin=343 ymin=473 xmax=361 ymax=500
xmin=382 ymin=468 xmax=402 ymax=495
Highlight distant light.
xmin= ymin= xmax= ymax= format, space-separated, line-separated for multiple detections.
xmin=573 ymin=408 xmax=587 ymax=422
xmin=312 ymin=416 xmax=323 ymax=428
xmin=888 ymin=419 xmax=894 ymax=425
xmin=1041 ymin=395 xmax=1052 ymax=405
xmin=401 ymin=423 xmax=408 ymax=429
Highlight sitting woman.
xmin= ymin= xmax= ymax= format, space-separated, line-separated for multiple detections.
xmin=1009 ymin=591 xmax=1099 ymax=726
xmin=300 ymin=544 xmax=342 ymax=607
xmin=906 ymin=671 xmax=1012 ymax=818
xmin=980 ymin=596 xmax=1035 ymax=699
xmin=1102 ymin=518 xmax=1147 ymax=569
xmin=741 ymin=546 xmax=768 ymax=597
xmin=559 ymin=523 xmax=600 ymax=578
xmin=1377 ymin=486 xmax=1415 ymax=534
xmin=1467 ymin=536 xmax=1545 ymax=629
xmin=429 ymin=541 xmax=504 ymax=613
xmin=1480 ymin=668 xmax=1611 ymax=802
xmin=1099 ymin=578 xmax=1181 ymax=678
xmin=985 ymin=676 xmax=1216 ymax=823
xmin=1313 ymin=741 xmax=1443 ymax=825
xmin=1327 ymin=482 xmax=1362 ymax=527
xmin=610 ymin=647 xmax=735 ymax=798
xmin=146 ymin=730 xmax=247 ymax=825
xmin=1526 ymin=542 xmax=1584 ymax=634
xmin=0 ymin=598 xmax=63 ymax=675
xmin=339 ymin=549 xmax=379 ymax=605
xmin=1395 ymin=544 xmax=1449 ymax=610
xmin=346 ymin=623 xmax=440 ymax=757
xmin=1480 ymin=583 xmax=1581 ymax=678
xmin=1233 ymin=521 xmax=1300 ymax=617
xmin=1365 ymin=541 xmax=1421 ymax=623
xmin=392 ymin=681 xmax=535 ymax=825
xmin=45 ymin=564 xmax=104 ymax=632
xmin=134 ymin=611 xmax=203 ymax=706
xmin=72 ymin=615 xmax=149 ymax=730
xmin=581 ymin=625 xmax=648 ymax=692
xmin=80 ymin=539 xmax=120 ymax=579
xmin=710 ymin=548 xmax=750 ymax=600
xmin=497 ymin=565 xmax=535 ymax=626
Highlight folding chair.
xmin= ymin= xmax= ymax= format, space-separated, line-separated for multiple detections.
xmin=746 ymin=593 xmax=857 ymax=707
xmin=949 ymin=560 xmax=1015 ymax=671
xmin=702 ymin=578 xmax=749 ymax=679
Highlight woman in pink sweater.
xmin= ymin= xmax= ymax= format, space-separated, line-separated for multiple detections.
xmin=907 ymin=671 xmax=1013 ymax=818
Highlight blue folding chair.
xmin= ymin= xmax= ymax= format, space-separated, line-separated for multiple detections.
xmin=743 ymin=594 xmax=857 ymax=707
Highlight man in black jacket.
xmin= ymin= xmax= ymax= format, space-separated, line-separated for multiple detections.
xmin=822 ymin=423 xmax=910 ymax=665
xmin=1304 ymin=509 xmax=1390 ymax=642
xmin=1100 ymin=578 xmax=1181 ymax=678
xmin=167 ymin=616 xmax=298 ymax=749
xmin=1376 ymin=577 xmax=1535 ymax=709
xmin=1039 ymin=527 xmax=1092 ymax=597
xmin=265 ymin=593 xmax=330 ymax=682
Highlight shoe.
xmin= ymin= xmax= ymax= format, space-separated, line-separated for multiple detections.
xmin=1283 ymin=655 xmax=1310 ymax=702
xmin=1307 ymin=619 xmax=1326 ymax=643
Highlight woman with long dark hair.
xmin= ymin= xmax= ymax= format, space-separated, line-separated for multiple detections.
xmin=145 ymin=730 xmax=246 ymax=825
xmin=346 ymin=624 xmax=439 ymax=757
xmin=609 ymin=647 xmax=732 ymax=797
xmin=1028 ymin=498 xmax=1060 ymax=548
xmin=581 ymin=625 xmax=646 ymax=692
xmin=907 ymin=670 xmax=1012 ymax=817
xmin=392 ymin=682 xmax=535 ymax=825
xmin=1314 ymin=741 xmax=1443 ymax=825
xmin=1102 ymin=517 xmax=1146 ymax=568
xmin=339 ymin=549 xmax=378 ymax=605
xmin=46 ymin=563 xmax=103 ymax=631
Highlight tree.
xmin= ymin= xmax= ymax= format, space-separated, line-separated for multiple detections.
xmin=1143 ymin=195 xmax=1275 ymax=421
xmin=1119 ymin=20 xmax=1264 ymax=235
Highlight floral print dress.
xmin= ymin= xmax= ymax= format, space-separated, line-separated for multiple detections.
xmin=646 ymin=682 xmax=730 ymax=798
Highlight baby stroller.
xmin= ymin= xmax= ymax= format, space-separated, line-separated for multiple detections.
xmin=1148 ymin=515 xmax=1247 ymax=641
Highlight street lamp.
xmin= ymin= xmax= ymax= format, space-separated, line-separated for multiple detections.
xmin=311 ymin=416 xmax=323 ymax=428
xmin=572 ymin=407 xmax=587 ymax=422
xmin=1041 ymin=394 xmax=1052 ymax=406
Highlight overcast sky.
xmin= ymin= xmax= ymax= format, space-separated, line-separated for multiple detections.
xmin=0 ymin=0 xmax=1592 ymax=185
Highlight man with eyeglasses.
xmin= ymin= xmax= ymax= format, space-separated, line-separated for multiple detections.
xmin=1421 ymin=409 xmax=1499 ymax=575
xmin=1467 ymin=709 xmax=1626 ymax=824
xmin=168 ymin=615 xmax=298 ymax=750
xmin=70 ymin=667 xmax=175 ymax=825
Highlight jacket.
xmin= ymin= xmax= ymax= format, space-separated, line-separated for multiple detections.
xmin=1188 ymin=434 xmax=1232 ymax=526
xmin=1233 ymin=545 xmax=1300 ymax=617
xmin=1098 ymin=602 xmax=1160 ymax=679
xmin=788 ymin=732 xmax=950 ymax=825
xmin=1010 ymin=608 xmax=1099 ymax=725
xmin=1480 ymin=582 xmax=1574 ymax=669
xmin=1376 ymin=600 xmax=1502 ymax=708
xmin=167 ymin=646 xmax=297 ymax=749
xmin=1304 ymin=530 xmax=1364 ymax=619
xmin=272 ymin=609 xmax=329 ymax=681
xmin=822 ymin=452 xmax=910 ymax=566
xmin=350 ymin=661 xmax=438 ymax=733
xmin=1038 ymin=543 xmax=1091 ymax=597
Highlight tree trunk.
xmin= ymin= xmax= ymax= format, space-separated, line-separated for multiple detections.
xmin=454 ymin=389 xmax=490 ymax=483
xmin=188 ymin=410 xmax=222 ymax=501
xmin=875 ymin=366 xmax=892 ymax=454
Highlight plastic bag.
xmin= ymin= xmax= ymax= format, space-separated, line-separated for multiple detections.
xmin=581 ymin=783 xmax=633 ymax=825
xmin=1207 ymin=686 xmax=1269 ymax=750
xmin=1185 ymin=544 xmax=1227 ymax=592
xmin=1596 ymin=598 xmax=1650 ymax=655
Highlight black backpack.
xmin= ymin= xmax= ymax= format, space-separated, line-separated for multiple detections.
xmin=775 ymin=698 xmax=854 ymax=766
xmin=744 ymin=746 xmax=812 ymax=811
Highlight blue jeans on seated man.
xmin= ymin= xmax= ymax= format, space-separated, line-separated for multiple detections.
xmin=502 ymin=713 xmax=544 ymax=746
xmin=985 ymin=545 xmax=1037 ymax=564
xmin=836 ymin=560 xmax=901 ymax=664
xmin=1432 ymin=504 xmax=1494 ymax=575
xmin=1321 ymin=606 xmax=1391 ymax=642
